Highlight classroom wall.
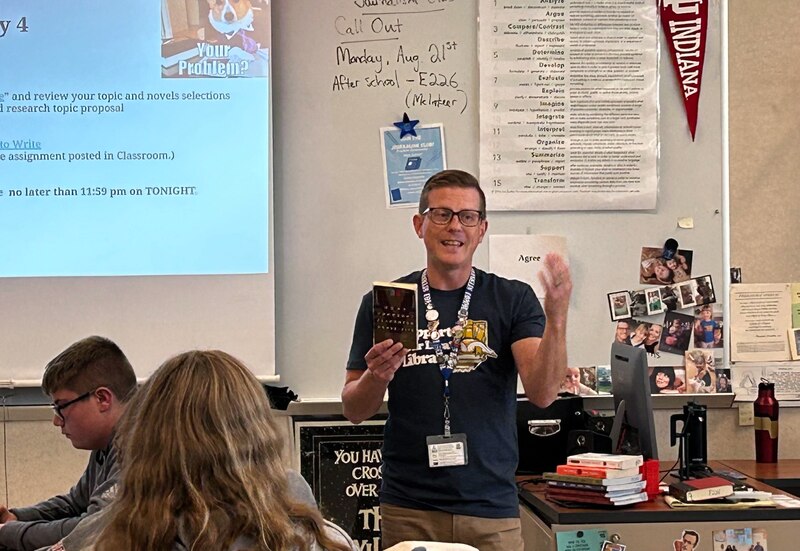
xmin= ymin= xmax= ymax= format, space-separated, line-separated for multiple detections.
xmin=729 ymin=0 xmax=800 ymax=283
xmin=4 ymin=0 xmax=800 ymax=505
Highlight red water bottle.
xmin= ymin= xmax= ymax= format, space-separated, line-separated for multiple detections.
xmin=754 ymin=380 xmax=779 ymax=463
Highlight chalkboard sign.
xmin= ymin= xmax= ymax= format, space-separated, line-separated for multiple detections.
xmin=296 ymin=420 xmax=385 ymax=550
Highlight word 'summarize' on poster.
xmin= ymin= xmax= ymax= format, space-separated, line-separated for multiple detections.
xmin=478 ymin=0 xmax=658 ymax=211
xmin=0 ymin=1 xmax=270 ymax=277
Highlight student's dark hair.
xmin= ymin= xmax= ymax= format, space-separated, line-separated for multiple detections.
xmin=418 ymin=169 xmax=486 ymax=216
xmin=42 ymin=336 xmax=137 ymax=402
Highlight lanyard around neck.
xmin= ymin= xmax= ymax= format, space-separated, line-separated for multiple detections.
xmin=421 ymin=268 xmax=476 ymax=435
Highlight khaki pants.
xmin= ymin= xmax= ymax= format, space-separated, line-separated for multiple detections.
xmin=380 ymin=503 xmax=524 ymax=551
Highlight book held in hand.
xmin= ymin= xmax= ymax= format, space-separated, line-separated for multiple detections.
xmin=373 ymin=281 xmax=418 ymax=350
xmin=668 ymin=476 xmax=735 ymax=502
xmin=566 ymin=453 xmax=644 ymax=471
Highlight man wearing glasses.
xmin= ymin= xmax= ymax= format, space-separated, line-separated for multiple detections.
xmin=343 ymin=170 xmax=572 ymax=550
xmin=0 ymin=336 xmax=136 ymax=550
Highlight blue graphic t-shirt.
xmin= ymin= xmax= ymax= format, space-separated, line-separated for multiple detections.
xmin=347 ymin=269 xmax=545 ymax=518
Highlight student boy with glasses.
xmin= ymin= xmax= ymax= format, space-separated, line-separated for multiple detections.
xmin=343 ymin=170 xmax=572 ymax=550
xmin=0 ymin=336 xmax=137 ymax=551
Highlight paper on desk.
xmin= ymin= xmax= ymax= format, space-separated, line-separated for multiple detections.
xmin=731 ymin=363 xmax=800 ymax=403
xmin=730 ymin=284 xmax=792 ymax=362
xmin=489 ymin=234 xmax=567 ymax=298
xmin=663 ymin=495 xmax=776 ymax=509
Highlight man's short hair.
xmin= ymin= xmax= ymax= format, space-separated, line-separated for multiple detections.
xmin=683 ymin=529 xmax=699 ymax=544
xmin=418 ymin=169 xmax=486 ymax=216
xmin=42 ymin=336 xmax=137 ymax=402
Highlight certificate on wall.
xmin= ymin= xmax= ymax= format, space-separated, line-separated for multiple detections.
xmin=380 ymin=124 xmax=446 ymax=208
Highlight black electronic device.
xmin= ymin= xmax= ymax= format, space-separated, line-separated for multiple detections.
xmin=516 ymin=394 xmax=584 ymax=475
xmin=670 ymin=401 xmax=709 ymax=480
xmin=608 ymin=342 xmax=659 ymax=460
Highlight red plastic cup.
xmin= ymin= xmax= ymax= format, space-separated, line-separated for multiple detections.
xmin=641 ymin=459 xmax=660 ymax=501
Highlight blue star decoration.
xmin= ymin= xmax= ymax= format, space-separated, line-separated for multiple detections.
xmin=393 ymin=112 xmax=419 ymax=138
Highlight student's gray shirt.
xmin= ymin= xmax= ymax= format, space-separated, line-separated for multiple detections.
xmin=0 ymin=446 xmax=118 ymax=551
xmin=38 ymin=470 xmax=354 ymax=551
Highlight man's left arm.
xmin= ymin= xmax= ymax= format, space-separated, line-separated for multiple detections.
xmin=513 ymin=253 xmax=572 ymax=408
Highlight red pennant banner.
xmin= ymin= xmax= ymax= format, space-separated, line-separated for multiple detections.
xmin=659 ymin=0 xmax=708 ymax=141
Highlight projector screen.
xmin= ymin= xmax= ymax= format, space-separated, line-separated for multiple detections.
xmin=0 ymin=0 xmax=275 ymax=383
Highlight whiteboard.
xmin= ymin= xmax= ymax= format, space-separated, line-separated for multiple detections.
xmin=272 ymin=0 xmax=724 ymax=400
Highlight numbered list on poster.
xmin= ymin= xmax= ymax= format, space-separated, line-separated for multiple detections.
xmin=479 ymin=0 xmax=658 ymax=211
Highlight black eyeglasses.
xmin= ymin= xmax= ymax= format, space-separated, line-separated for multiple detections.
xmin=422 ymin=207 xmax=484 ymax=227
xmin=51 ymin=390 xmax=94 ymax=421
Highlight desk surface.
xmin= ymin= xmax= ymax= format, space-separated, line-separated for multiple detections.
xmin=518 ymin=461 xmax=800 ymax=526
xmin=717 ymin=459 xmax=800 ymax=482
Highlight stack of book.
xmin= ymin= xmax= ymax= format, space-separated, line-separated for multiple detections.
xmin=543 ymin=453 xmax=647 ymax=507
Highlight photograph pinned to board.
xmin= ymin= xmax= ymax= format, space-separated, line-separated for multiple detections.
xmin=601 ymin=541 xmax=626 ymax=551
xmin=693 ymin=303 xmax=723 ymax=349
xmin=611 ymin=276 xmax=712 ymax=322
xmin=612 ymin=318 xmax=664 ymax=359
xmin=579 ymin=366 xmax=600 ymax=394
xmin=693 ymin=274 xmax=716 ymax=305
xmin=660 ymin=311 xmax=694 ymax=355
xmin=629 ymin=289 xmax=648 ymax=317
xmin=639 ymin=246 xmax=693 ymax=285
xmin=711 ymin=527 xmax=767 ymax=551
xmin=676 ymin=280 xmax=697 ymax=309
xmin=716 ymin=367 xmax=732 ymax=393
xmin=380 ymin=123 xmax=446 ymax=208
xmin=646 ymin=288 xmax=665 ymax=315
xmin=649 ymin=366 xmax=685 ymax=394
xmin=596 ymin=366 xmax=612 ymax=393
xmin=613 ymin=319 xmax=634 ymax=344
xmin=685 ymin=349 xmax=716 ymax=393
xmin=608 ymin=291 xmax=632 ymax=321
xmin=488 ymin=234 xmax=568 ymax=298
xmin=659 ymin=284 xmax=680 ymax=311
xmin=635 ymin=320 xmax=664 ymax=356
xmin=560 ymin=366 xmax=599 ymax=396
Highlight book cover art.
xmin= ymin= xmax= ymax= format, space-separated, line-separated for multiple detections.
xmin=373 ymin=281 xmax=418 ymax=350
